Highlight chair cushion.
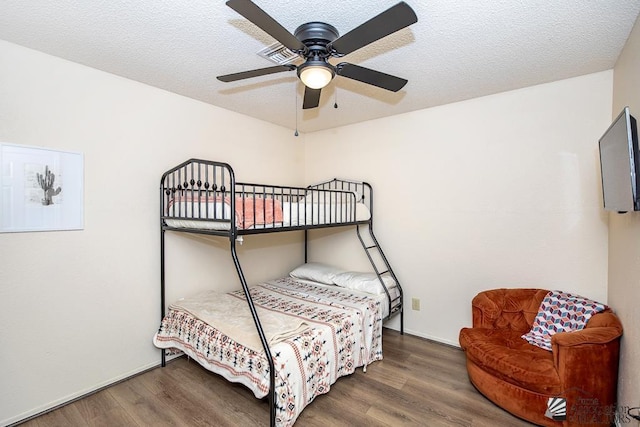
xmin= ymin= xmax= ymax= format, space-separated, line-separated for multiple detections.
xmin=459 ymin=327 xmax=561 ymax=395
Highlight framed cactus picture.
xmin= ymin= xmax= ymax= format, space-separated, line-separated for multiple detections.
xmin=1 ymin=143 xmax=83 ymax=232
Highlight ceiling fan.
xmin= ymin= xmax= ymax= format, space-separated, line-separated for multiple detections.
xmin=217 ymin=0 xmax=418 ymax=109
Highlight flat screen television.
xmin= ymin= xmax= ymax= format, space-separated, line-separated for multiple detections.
xmin=598 ymin=106 xmax=639 ymax=213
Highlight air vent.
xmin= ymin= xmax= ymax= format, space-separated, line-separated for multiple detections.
xmin=257 ymin=42 xmax=299 ymax=65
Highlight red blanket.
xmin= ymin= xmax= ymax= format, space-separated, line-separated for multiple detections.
xmin=234 ymin=196 xmax=283 ymax=228
xmin=168 ymin=194 xmax=283 ymax=229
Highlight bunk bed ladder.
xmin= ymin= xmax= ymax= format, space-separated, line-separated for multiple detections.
xmin=356 ymin=223 xmax=404 ymax=334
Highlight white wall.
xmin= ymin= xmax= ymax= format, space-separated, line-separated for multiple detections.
xmin=610 ymin=13 xmax=640 ymax=416
xmin=305 ymin=71 xmax=612 ymax=345
xmin=0 ymin=40 xmax=305 ymax=425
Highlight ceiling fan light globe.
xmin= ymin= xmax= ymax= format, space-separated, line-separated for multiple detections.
xmin=299 ymin=64 xmax=334 ymax=89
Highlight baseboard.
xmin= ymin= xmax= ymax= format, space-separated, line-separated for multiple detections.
xmin=381 ymin=325 xmax=460 ymax=348
xmin=3 ymin=360 xmax=160 ymax=427
xmin=382 ymin=325 xmax=461 ymax=348
xmin=402 ymin=328 xmax=461 ymax=348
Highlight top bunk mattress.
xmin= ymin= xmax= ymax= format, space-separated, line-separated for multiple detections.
xmin=164 ymin=198 xmax=371 ymax=230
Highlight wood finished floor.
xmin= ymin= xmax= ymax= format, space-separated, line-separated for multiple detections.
xmin=19 ymin=329 xmax=534 ymax=426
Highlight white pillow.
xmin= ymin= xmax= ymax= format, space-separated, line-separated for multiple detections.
xmin=289 ymin=262 xmax=345 ymax=285
xmin=301 ymin=190 xmax=361 ymax=204
xmin=332 ymin=271 xmax=397 ymax=295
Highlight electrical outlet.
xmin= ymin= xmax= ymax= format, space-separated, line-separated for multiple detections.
xmin=411 ymin=297 xmax=420 ymax=311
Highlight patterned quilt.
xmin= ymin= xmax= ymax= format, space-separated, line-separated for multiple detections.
xmin=521 ymin=290 xmax=606 ymax=351
xmin=153 ymin=277 xmax=384 ymax=426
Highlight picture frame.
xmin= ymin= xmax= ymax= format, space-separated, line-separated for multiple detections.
xmin=1 ymin=143 xmax=84 ymax=232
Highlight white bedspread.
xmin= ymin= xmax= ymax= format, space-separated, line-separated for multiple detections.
xmin=170 ymin=291 xmax=309 ymax=353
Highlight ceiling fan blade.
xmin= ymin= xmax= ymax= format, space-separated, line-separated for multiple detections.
xmin=337 ymin=63 xmax=407 ymax=92
xmin=303 ymin=87 xmax=321 ymax=109
xmin=330 ymin=2 xmax=417 ymax=56
xmin=226 ymin=0 xmax=306 ymax=52
xmin=217 ymin=65 xmax=295 ymax=82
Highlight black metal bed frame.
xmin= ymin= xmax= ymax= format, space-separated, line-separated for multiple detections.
xmin=159 ymin=158 xmax=403 ymax=427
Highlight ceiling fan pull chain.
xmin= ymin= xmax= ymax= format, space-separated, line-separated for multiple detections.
xmin=334 ymin=88 xmax=338 ymax=109
xmin=294 ymin=82 xmax=299 ymax=137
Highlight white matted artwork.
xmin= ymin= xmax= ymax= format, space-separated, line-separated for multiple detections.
xmin=1 ymin=143 xmax=83 ymax=232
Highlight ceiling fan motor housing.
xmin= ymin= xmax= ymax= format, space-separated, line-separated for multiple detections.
xmin=295 ymin=22 xmax=338 ymax=87
xmin=294 ymin=22 xmax=340 ymax=55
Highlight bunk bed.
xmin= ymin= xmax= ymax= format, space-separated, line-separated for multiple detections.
xmin=156 ymin=159 xmax=403 ymax=426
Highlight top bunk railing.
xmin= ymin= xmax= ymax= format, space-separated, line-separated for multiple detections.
xmin=160 ymin=159 xmax=373 ymax=236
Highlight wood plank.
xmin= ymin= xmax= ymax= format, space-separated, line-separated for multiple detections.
xmin=20 ymin=403 xmax=86 ymax=427
xmin=86 ymin=406 xmax=139 ymax=427
xmin=107 ymin=379 xmax=184 ymax=426
xmin=72 ymin=389 xmax=126 ymax=424
xmin=363 ymin=360 xmax=408 ymax=390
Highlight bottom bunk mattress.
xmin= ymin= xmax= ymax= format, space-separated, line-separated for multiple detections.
xmin=153 ymin=277 xmax=386 ymax=426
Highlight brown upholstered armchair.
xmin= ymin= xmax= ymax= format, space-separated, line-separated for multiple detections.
xmin=458 ymin=288 xmax=623 ymax=427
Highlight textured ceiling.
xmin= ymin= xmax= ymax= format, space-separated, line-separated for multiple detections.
xmin=1 ymin=0 xmax=640 ymax=133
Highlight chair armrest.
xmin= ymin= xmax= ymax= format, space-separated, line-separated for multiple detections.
xmin=471 ymin=291 xmax=501 ymax=328
xmin=552 ymin=326 xmax=622 ymax=348
xmin=552 ymin=326 xmax=622 ymax=416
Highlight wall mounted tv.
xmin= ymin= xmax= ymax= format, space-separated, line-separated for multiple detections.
xmin=598 ymin=106 xmax=639 ymax=213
